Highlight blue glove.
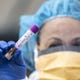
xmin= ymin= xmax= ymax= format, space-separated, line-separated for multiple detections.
xmin=0 ymin=41 xmax=26 ymax=80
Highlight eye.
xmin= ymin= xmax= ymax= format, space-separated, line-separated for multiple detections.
xmin=71 ymin=38 xmax=80 ymax=46
xmin=48 ymin=38 xmax=62 ymax=48
xmin=49 ymin=42 xmax=62 ymax=48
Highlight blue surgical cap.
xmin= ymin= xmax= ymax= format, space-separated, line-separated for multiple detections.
xmin=19 ymin=0 xmax=80 ymax=71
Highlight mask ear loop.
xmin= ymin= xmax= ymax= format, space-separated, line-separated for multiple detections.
xmin=34 ymin=46 xmax=38 ymax=63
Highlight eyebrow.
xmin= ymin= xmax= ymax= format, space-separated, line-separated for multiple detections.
xmin=48 ymin=37 xmax=62 ymax=42
xmin=71 ymin=37 xmax=80 ymax=42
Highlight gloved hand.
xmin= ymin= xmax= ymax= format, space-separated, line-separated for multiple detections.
xmin=0 ymin=41 xmax=26 ymax=80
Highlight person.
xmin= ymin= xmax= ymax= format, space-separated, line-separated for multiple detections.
xmin=0 ymin=0 xmax=80 ymax=80
xmin=20 ymin=0 xmax=80 ymax=77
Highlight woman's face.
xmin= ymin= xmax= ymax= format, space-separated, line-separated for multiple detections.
xmin=38 ymin=17 xmax=80 ymax=50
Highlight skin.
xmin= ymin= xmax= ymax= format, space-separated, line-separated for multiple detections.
xmin=37 ymin=17 xmax=80 ymax=51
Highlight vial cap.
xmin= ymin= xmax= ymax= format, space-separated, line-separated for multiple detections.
xmin=30 ymin=24 xmax=39 ymax=33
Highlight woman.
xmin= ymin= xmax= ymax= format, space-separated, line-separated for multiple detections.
xmin=20 ymin=0 xmax=80 ymax=79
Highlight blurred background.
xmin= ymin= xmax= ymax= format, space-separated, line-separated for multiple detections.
xmin=0 ymin=0 xmax=45 ymax=41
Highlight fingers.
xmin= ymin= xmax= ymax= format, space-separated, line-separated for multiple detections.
xmin=0 ymin=41 xmax=8 ymax=51
xmin=8 ymin=41 xmax=15 ymax=49
xmin=0 ymin=41 xmax=16 ymax=61
xmin=0 ymin=40 xmax=15 ymax=53
xmin=0 ymin=40 xmax=25 ymax=66
xmin=0 ymin=49 xmax=3 ymax=57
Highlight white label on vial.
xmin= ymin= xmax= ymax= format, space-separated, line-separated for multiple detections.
xmin=15 ymin=30 xmax=34 ymax=49
xmin=5 ymin=53 xmax=13 ymax=60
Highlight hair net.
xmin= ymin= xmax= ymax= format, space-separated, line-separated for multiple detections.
xmin=19 ymin=0 xmax=80 ymax=71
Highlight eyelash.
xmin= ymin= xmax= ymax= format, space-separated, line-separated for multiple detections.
xmin=49 ymin=42 xmax=62 ymax=48
xmin=71 ymin=38 xmax=80 ymax=46
xmin=72 ymin=41 xmax=80 ymax=46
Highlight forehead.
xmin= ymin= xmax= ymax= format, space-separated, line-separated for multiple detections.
xmin=40 ymin=17 xmax=80 ymax=37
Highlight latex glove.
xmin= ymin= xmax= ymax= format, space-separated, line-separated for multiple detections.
xmin=0 ymin=41 xmax=26 ymax=80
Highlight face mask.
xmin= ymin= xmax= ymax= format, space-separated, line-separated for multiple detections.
xmin=35 ymin=46 xmax=80 ymax=80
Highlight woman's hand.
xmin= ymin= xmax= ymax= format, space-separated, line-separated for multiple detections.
xmin=0 ymin=41 xmax=26 ymax=80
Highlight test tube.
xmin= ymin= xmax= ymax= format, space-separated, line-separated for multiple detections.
xmin=5 ymin=24 xmax=39 ymax=60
